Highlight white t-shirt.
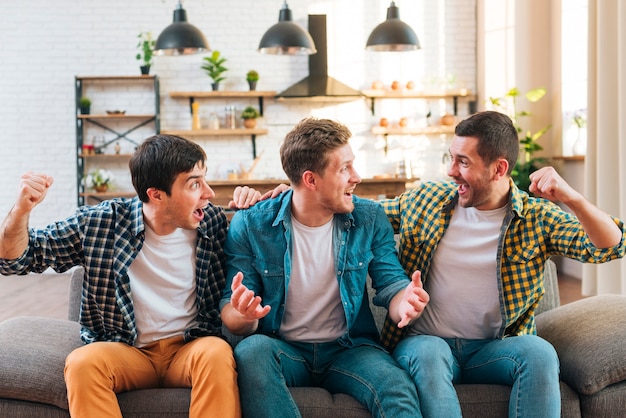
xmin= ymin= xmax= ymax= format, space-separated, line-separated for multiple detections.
xmin=409 ymin=204 xmax=507 ymax=339
xmin=279 ymin=216 xmax=347 ymax=342
xmin=127 ymin=225 xmax=199 ymax=347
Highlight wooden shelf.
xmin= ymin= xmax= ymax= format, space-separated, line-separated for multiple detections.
xmin=361 ymin=88 xmax=475 ymax=116
xmin=161 ymin=128 xmax=269 ymax=136
xmin=361 ymin=88 xmax=473 ymax=99
xmin=80 ymin=191 xmax=136 ymax=199
xmin=77 ymin=114 xmax=156 ymax=120
xmin=371 ymin=126 xmax=455 ymax=135
xmin=76 ymin=75 xmax=157 ymax=81
xmin=169 ymin=91 xmax=276 ymax=99
xmin=552 ymin=155 xmax=585 ymax=161
xmin=79 ymin=153 xmax=132 ymax=159
xmin=168 ymin=91 xmax=275 ymax=159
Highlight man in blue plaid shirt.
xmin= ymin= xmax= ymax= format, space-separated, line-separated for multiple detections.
xmin=0 ymin=134 xmax=260 ymax=418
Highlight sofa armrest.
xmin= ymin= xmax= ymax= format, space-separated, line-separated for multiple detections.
xmin=67 ymin=266 xmax=85 ymax=322
xmin=536 ymin=294 xmax=626 ymax=395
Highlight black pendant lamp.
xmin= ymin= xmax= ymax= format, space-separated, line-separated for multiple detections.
xmin=154 ymin=1 xmax=209 ymax=56
xmin=366 ymin=1 xmax=420 ymax=52
xmin=258 ymin=1 xmax=316 ymax=55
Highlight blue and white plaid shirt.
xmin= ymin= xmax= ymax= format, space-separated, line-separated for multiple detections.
xmin=0 ymin=197 xmax=228 ymax=345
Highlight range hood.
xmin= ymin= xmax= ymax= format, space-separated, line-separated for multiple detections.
xmin=276 ymin=14 xmax=364 ymax=101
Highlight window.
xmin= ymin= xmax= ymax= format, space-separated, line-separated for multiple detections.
xmin=561 ymin=0 xmax=588 ymax=156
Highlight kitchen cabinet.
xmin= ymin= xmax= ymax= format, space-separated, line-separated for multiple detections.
xmin=163 ymin=91 xmax=276 ymax=159
xmin=75 ymin=75 xmax=160 ymax=206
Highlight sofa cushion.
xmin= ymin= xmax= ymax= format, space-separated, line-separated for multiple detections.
xmin=0 ymin=317 xmax=81 ymax=410
xmin=536 ymin=294 xmax=626 ymax=396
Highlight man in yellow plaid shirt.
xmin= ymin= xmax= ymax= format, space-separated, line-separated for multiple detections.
xmin=380 ymin=110 xmax=626 ymax=418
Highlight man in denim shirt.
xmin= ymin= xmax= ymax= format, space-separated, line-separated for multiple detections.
xmin=220 ymin=117 xmax=429 ymax=418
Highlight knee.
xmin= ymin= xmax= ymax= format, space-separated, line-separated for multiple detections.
xmin=189 ymin=336 xmax=236 ymax=371
xmin=64 ymin=343 xmax=107 ymax=384
xmin=233 ymin=334 xmax=274 ymax=363
xmin=394 ymin=335 xmax=451 ymax=366
xmin=517 ymin=335 xmax=559 ymax=372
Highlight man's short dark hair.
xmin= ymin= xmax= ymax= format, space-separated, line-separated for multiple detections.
xmin=455 ymin=111 xmax=519 ymax=175
xmin=129 ymin=134 xmax=207 ymax=202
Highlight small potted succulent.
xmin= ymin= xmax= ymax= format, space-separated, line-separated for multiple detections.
xmin=84 ymin=168 xmax=114 ymax=193
xmin=246 ymin=70 xmax=259 ymax=91
xmin=201 ymin=51 xmax=228 ymax=91
xmin=241 ymin=106 xmax=260 ymax=128
xmin=136 ymin=31 xmax=156 ymax=75
xmin=78 ymin=97 xmax=91 ymax=114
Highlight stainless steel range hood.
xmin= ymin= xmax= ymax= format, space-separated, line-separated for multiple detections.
xmin=276 ymin=14 xmax=364 ymax=101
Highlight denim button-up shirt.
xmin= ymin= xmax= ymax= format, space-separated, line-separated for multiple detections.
xmin=220 ymin=190 xmax=410 ymax=348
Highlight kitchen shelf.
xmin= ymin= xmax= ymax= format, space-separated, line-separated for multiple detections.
xmin=167 ymin=90 xmax=276 ymax=159
xmin=161 ymin=128 xmax=269 ymax=136
xmin=168 ymin=91 xmax=276 ymax=116
xmin=371 ymin=126 xmax=455 ymax=136
xmin=75 ymin=75 xmax=160 ymax=206
xmin=361 ymin=88 xmax=475 ymax=115
xmin=80 ymin=191 xmax=136 ymax=201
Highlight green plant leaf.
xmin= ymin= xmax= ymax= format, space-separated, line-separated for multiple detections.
xmin=526 ymin=87 xmax=546 ymax=102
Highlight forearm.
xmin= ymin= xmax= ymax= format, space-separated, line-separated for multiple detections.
xmin=566 ymin=195 xmax=623 ymax=248
xmin=0 ymin=206 xmax=31 ymax=259
xmin=221 ymin=304 xmax=259 ymax=336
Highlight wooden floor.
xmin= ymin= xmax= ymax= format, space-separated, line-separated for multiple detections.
xmin=0 ymin=270 xmax=585 ymax=322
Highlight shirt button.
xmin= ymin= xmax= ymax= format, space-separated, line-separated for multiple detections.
xmin=337 ymin=271 xmax=342 ymax=275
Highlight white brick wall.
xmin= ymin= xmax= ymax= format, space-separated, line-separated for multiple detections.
xmin=0 ymin=0 xmax=475 ymax=227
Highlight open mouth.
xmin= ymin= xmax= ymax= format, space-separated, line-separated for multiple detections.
xmin=193 ymin=207 xmax=205 ymax=221
xmin=458 ymin=183 xmax=469 ymax=195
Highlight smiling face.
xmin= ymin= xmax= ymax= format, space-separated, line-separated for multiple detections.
xmin=314 ymin=144 xmax=362 ymax=216
xmin=154 ymin=162 xmax=215 ymax=234
xmin=446 ymin=135 xmax=508 ymax=210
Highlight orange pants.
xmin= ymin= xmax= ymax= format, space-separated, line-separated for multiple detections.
xmin=64 ymin=335 xmax=240 ymax=418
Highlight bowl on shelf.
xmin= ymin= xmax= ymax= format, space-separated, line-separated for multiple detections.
xmin=106 ymin=110 xmax=126 ymax=115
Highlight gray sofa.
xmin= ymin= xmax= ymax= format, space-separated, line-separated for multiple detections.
xmin=1 ymin=261 xmax=626 ymax=417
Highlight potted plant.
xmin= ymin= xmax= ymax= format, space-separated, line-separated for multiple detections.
xmin=135 ymin=32 xmax=155 ymax=75
xmin=78 ymin=96 xmax=91 ymax=114
xmin=201 ymin=51 xmax=228 ymax=91
xmin=246 ymin=70 xmax=259 ymax=91
xmin=241 ymin=106 xmax=260 ymax=128
xmin=84 ymin=168 xmax=114 ymax=193
xmin=489 ymin=87 xmax=551 ymax=193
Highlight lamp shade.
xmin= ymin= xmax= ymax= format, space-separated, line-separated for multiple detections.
xmin=258 ymin=2 xmax=316 ymax=55
xmin=155 ymin=2 xmax=209 ymax=56
xmin=366 ymin=1 xmax=420 ymax=52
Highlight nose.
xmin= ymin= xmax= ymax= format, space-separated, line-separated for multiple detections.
xmin=351 ymin=168 xmax=362 ymax=184
xmin=203 ymin=180 xmax=216 ymax=199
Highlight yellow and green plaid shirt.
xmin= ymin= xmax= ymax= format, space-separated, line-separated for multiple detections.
xmin=379 ymin=180 xmax=626 ymax=351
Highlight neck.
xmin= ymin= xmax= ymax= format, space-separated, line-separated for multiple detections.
xmin=290 ymin=190 xmax=333 ymax=227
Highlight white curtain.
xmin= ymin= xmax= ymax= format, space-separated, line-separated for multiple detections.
xmin=582 ymin=0 xmax=626 ymax=295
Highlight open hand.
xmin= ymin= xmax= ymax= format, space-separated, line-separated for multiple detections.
xmin=230 ymin=272 xmax=271 ymax=320
xmin=397 ymin=271 xmax=429 ymax=328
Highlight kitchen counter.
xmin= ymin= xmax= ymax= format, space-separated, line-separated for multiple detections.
xmin=209 ymin=177 xmax=416 ymax=207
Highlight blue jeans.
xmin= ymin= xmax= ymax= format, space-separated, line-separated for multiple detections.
xmin=393 ymin=335 xmax=560 ymax=418
xmin=234 ymin=334 xmax=421 ymax=418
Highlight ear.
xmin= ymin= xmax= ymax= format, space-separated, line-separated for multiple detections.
xmin=494 ymin=158 xmax=509 ymax=180
xmin=145 ymin=187 xmax=163 ymax=203
xmin=301 ymin=170 xmax=317 ymax=190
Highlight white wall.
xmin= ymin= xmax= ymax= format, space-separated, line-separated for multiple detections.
xmin=0 ymin=0 xmax=476 ymax=227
